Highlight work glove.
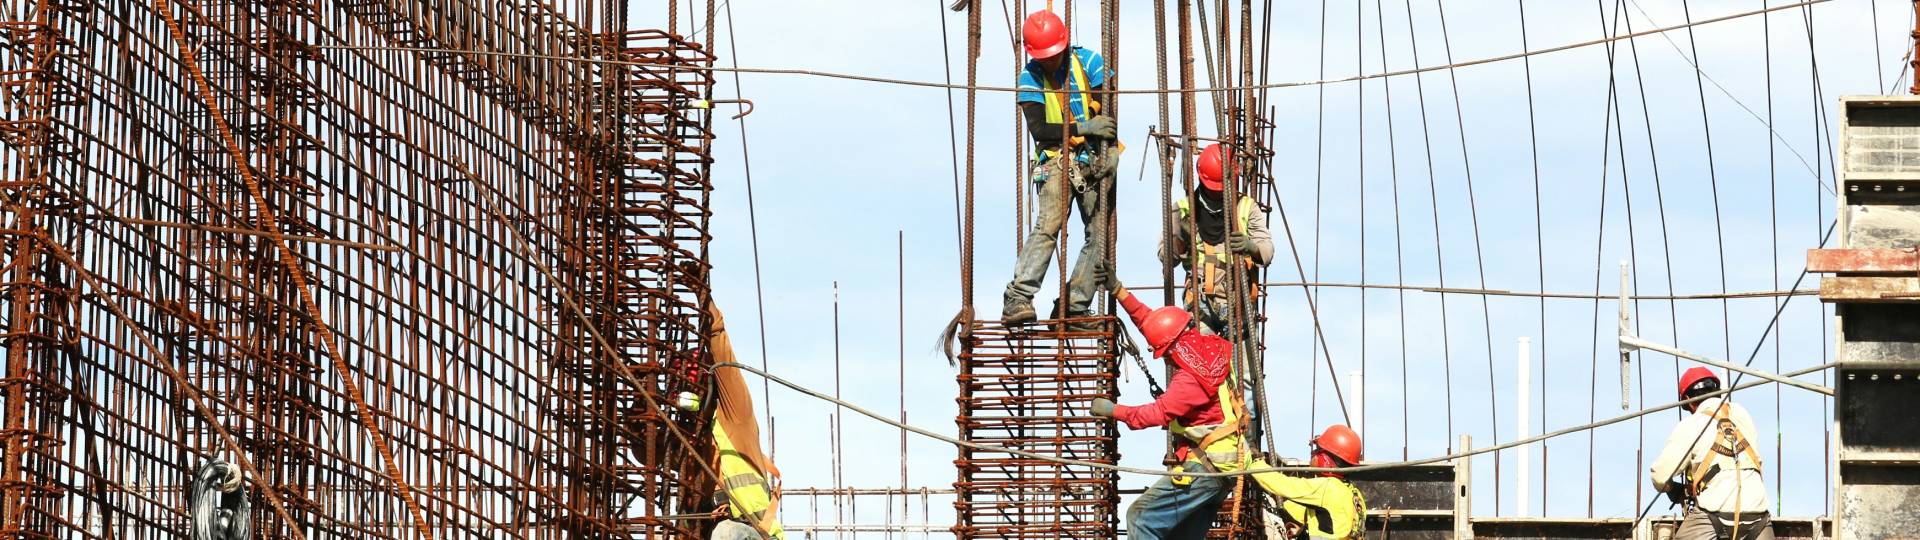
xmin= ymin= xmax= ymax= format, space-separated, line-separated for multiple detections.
xmin=1089 ymin=397 xmax=1117 ymax=418
xmin=1228 ymin=233 xmax=1256 ymax=254
xmin=1661 ymin=475 xmax=1689 ymax=507
xmin=1080 ymin=115 xmax=1117 ymax=140
xmin=1090 ymin=147 xmax=1121 ymax=178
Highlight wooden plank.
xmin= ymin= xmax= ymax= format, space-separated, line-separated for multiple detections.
xmin=1819 ymin=276 xmax=1920 ymax=303
xmin=1808 ymin=248 xmax=1919 ymax=274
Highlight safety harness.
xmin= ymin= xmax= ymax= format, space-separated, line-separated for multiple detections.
xmin=1035 ymin=52 xmax=1096 ymax=163
xmin=1687 ymin=401 xmax=1764 ymax=498
xmin=1174 ymin=196 xmax=1260 ymax=305
xmin=1162 ymin=334 xmax=1249 ymax=481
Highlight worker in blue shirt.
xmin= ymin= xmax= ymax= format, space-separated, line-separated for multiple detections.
xmin=1002 ymin=8 xmax=1120 ymax=329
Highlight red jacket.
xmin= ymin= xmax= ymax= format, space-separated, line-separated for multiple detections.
xmin=1111 ymin=290 xmax=1232 ymax=461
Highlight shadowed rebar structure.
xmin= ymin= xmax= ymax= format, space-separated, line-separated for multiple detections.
xmin=0 ymin=0 xmax=719 ymax=538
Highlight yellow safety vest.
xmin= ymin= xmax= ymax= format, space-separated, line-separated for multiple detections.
xmin=1167 ymin=347 xmax=1249 ymax=478
xmin=715 ymin=423 xmax=784 ymax=540
xmin=1277 ymin=481 xmax=1368 ymax=540
xmin=1687 ymin=402 xmax=1763 ymax=498
xmin=1036 ymin=53 xmax=1094 ymax=162
xmin=1174 ymin=196 xmax=1259 ymax=302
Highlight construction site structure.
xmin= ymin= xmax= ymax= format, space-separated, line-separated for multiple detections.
xmin=1807 ymin=95 xmax=1920 ymax=540
xmin=0 ymin=0 xmax=724 ymax=538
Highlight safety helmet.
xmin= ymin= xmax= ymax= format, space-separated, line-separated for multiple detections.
xmin=1140 ymin=305 xmax=1192 ymax=358
xmin=1678 ymin=367 xmax=1720 ymax=406
xmin=1196 ymin=143 xmax=1227 ymax=192
xmin=1021 ymin=11 xmax=1070 ymax=59
xmin=1311 ymin=424 xmax=1363 ymax=466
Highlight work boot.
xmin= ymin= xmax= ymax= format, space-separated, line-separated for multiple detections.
xmin=1002 ymin=300 xmax=1037 ymax=325
xmin=1048 ymin=302 xmax=1102 ymax=333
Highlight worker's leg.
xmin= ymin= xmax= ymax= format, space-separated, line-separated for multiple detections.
xmin=1671 ymin=508 xmax=1717 ymax=540
xmin=1004 ymin=166 xmax=1073 ymax=319
xmin=1063 ymin=164 xmax=1112 ymax=315
xmin=1127 ymin=462 xmax=1230 ymax=540
xmin=709 ymin=519 xmax=761 ymax=540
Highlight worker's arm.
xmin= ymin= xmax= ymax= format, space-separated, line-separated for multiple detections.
xmin=1242 ymin=200 xmax=1274 ymax=266
xmin=1114 ymin=286 xmax=1154 ymax=329
xmin=1648 ymin=415 xmax=1704 ymax=491
xmin=1157 ymin=208 xmax=1191 ymax=268
xmin=1022 ymin=101 xmax=1080 ymax=146
xmin=1257 ymin=474 xmax=1337 ymax=504
xmin=1111 ymin=369 xmax=1210 ymax=430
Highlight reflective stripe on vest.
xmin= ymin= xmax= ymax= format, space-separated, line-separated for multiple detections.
xmin=1175 ymin=196 xmax=1258 ymax=299
xmin=715 ymin=424 xmax=783 ymax=538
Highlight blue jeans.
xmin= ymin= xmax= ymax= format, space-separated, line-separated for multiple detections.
xmin=1004 ymin=158 xmax=1113 ymax=315
xmin=1127 ymin=461 xmax=1230 ymax=540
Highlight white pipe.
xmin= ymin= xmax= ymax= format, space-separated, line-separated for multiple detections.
xmin=1517 ymin=336 xmax=1531 ymax=517
xmin=1348 ymin=370 xmax=1364 ymax=437
xmin=1619 ymin=260 xmax=1632 ymax=409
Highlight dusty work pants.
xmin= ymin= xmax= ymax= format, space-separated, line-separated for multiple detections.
xmin=1004 ymin=156 xmax=1113 ymax=316
xmin=709 ymin=519 xmax=761 ymax=540
xmin=1128 ymin=461 xmax=1231 ymax=540
xmin=1674 ymin=509 xmax=1773 ymax=540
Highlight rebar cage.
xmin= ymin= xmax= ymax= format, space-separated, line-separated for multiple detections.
xmin=0 ymin=0 xmax=720 ymax=538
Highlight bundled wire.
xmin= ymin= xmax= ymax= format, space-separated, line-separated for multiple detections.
xmin=187 ymin=459 xmax=251 ymax=540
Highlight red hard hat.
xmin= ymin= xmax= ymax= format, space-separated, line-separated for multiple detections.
xmin=1022 ymin=11 xmax=1070 ymax=59
xmin=1678 ymin=367 xmax=1720 ymax=401
xmin=1140 ymin=305 xmax=1192 ymax=358
xmin=1311 ymin=424 xmax=1363 ymax=466
xmin=1196 ymin=143 xmax=1226 ymax=192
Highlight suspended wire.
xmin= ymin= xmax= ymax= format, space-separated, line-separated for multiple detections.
xmin=1513 ymin=0 xmax=1550 ymax=514
xmin=1372 ymin=0 xmax=1411 ymax=461
xmin=718 ymin=0 xmax=777 ymax=459
xmin=1308 ymin=0 xmax=1330 ymax=441
xmin=715 ymin=359 xmax=1833 ymax=478
xmin=1679 ymin=0 xmax=1740 ymax=378
xmin=1763 ymin=0 xmax=1784 ymax=511
xmin=310 ymin=0 xmax=1835 ymax=96
xmin=1395 ymin=0 xmax=1456 ymax=455
xmin=1584 ymin=0 xmax=1626 ymax=515
xmin=937 ymin=0 xmax=966 ymax=263
xmin=1429 ymin=0 xmax=1502 ymax=514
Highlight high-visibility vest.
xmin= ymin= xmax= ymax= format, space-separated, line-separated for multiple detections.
xmin=1035 ymin=52 xmax=1094 ymax=163
xmin=1174 ymin=196 xmax=1259 ymax=302
xmin=1166 ymin=346 xmax=1249 ymax=475
xmin=715 ymin=423 xmax=784 ymax=540
xmin=1278 ymin=481 xmax=1368 ymax=540
xmin=1687 ymin=402 xmax=1764 ymax=498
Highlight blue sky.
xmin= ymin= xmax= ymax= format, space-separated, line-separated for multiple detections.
xmin=690 ymin=0 xmax=1905 ymax=530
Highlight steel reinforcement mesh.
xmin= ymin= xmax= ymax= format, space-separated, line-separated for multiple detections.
xmin=954 ymin=319 xmax=1121 ymax=539
xmin=0 ymin=0 xmax=718 ymax=538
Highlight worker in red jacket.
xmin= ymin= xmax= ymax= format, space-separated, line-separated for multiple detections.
xmin=1089 ymin=281 xmax=1243 ymax=539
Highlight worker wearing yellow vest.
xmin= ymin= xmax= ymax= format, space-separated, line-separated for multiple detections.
xmin=704 ymin=306 xmax=785 ymax=540
xmin=1002 ymin=9 xmax=1121 ymax=330
xmin=1159 ymin=143 xmax=1272 ymax=336
xmin=1650 ymin=368 xmax=1773 ymax=540
xmin=1093 ymin=279 xmax=1367 ymax=539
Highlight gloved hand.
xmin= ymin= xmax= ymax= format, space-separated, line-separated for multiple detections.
xmin=1228 ymin=233 xmax=1256 ymax=254
xmin=1089 ymin=397 xmax=1116 ymax=418
xmin=1090 ymin=147 xmax=1121 ymax=178
xmin=1661 ymin=475 xmax=1689 ymax=507
xmin=1104 ymin=273 xmax=1125 ymax=295
xmin=1080 ymin=115 xmax=1117 ymax=140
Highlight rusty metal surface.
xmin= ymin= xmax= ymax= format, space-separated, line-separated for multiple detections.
xmin=954 ymin=319 xmax=1121 ymax=539
xmin=0 ymin=0 xmax=720 ymax=538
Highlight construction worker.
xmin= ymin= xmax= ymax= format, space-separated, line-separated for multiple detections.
xmin=1092 ymin=279 xmax=1367 ymax=539
xmin=1002 ymin=8 xmax=1120 ymax=329
xmin=703 ymin=307 xmax=785 ymax=540
xmin=1650 ymin=367 xmax=1772 ymax=540
xmin=1258 ymin=425 xmax=1369 ymax=540
xmin=1091 ymin=281 xmax=1239 ymax=538
xmin=1160 ymin=142 xmax=1272 ymax=336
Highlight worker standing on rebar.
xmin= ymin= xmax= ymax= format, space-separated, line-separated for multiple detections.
xmin=702 ymin=306 xmax=785 ymax=540
xmin=1159 ymin=142 xmax=1272 ymax=336
xmin=1001 ymin=8 xmax=1120 ymax=329
xmin=1090 ymin=280 xmax=1239 ymax=538
xmin=1650 ymin=368 xmax=1772 ymax=540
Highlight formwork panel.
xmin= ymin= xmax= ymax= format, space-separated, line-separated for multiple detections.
xmin=954 ymin=319 xmax=1121 ymax=540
